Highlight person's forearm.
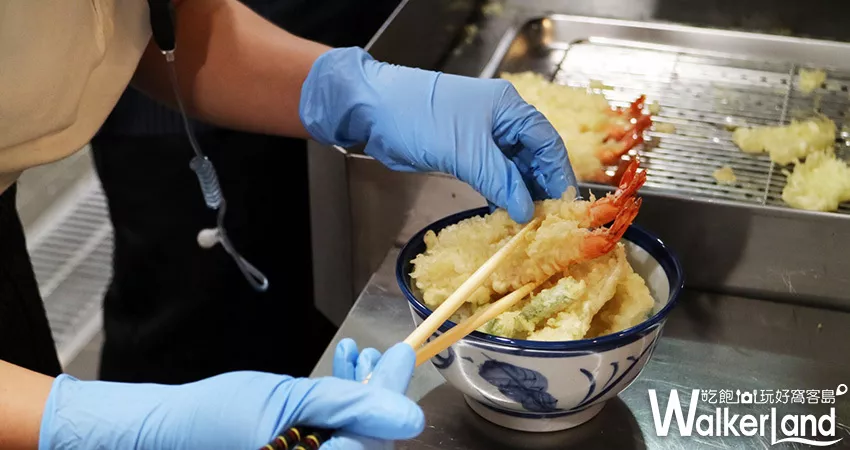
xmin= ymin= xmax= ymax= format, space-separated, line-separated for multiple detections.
xmin=0 ymin=360 xmax=54 ymax=449
xmin=132 ymin=0 xmax=331 ymax=139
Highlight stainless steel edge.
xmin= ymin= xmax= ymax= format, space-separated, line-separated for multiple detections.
xmin=477 ymin=14 xmax=850 ymax=75
xmin=346 ymin=160 xmax=487 ymax=295
xmin=307 ymin=0 xmax=483 ymax=323
xmin=619 ymin=190 xmax=850 ymax=310
xmin=362 ymin=0 xmax=480 ymax=69
xmin=308 ymin=141 xmax=353 ymax=326
xmin=500 ymin=0 xmax=850 ymax=43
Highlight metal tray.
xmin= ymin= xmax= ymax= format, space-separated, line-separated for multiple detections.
xmin=478 ymin=15 xmax=850 ymax=308
xmin=483 ymin=14 xmax=850 ymax=211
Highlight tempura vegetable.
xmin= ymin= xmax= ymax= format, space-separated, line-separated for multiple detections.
xmin=781 ymin=150 xmax=850 ymax=211
xmin=713 ymin=166 xmax=737 ymax=184
xmin=798 ymin=68 xmax=827 ymax=94
xmin=732 ymin=116 xmax=836 ymax=165
xmin=586 ymin=267 xmax=655 ymax=338
xmin=479 ymin=276 xmax=587 ymax=339
xmin=527 ymin=244 xmax=629 ymax=341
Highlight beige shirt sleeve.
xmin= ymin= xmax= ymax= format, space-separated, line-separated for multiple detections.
xmin=0 ymin=0 xmax=152 ymax=194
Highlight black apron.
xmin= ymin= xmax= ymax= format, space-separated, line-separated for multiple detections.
xmin=91 ymin=130 xmax=338 ymax=384
xmin=0 ymin=184 xmax=63 ymax=377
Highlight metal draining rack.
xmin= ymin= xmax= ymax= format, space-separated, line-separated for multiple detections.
xmin=547 ymin=37 xmax=850 ymax=214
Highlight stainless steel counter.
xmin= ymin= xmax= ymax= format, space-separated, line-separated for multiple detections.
xmin=312 ymin=247 xmax=850 ymax=449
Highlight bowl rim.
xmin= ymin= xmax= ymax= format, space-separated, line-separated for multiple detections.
xmin=396 ymin=206 xmax=685 ymax=351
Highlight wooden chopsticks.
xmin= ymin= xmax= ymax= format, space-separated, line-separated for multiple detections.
xmin=414 ymin=280 xmax=540 ymax=366
xmin=404 ymin=217 xmax=541 ymax=366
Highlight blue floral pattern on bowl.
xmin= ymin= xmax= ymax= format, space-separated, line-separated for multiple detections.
xmin=425 ymin=333 xmax=456 ymax=370
xmin=477 ymin=355 xmax=560 ymax=413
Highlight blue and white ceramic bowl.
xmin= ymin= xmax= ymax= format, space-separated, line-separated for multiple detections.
xmin=397 ymin=207 xmax=684 ymax=433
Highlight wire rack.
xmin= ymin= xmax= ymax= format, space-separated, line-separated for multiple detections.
xmin=546 ymin=38 xmax=850 ymax=214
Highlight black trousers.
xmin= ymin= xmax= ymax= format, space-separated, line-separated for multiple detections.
xmin=0 ymin=184 xmax=63 ymax=377
xmin=90 ymin=130 xmax=337 ymax=384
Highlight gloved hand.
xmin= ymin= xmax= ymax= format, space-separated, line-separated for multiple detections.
xmin=299 ymin=47 xmax=577 ymax=224
xmin=329 ymin=339 xmax=420 ymax=450
xmin=38 ymin=343 xmax=423 ymax=450
xmin=333 ymin=338 xmax=383 ymax=383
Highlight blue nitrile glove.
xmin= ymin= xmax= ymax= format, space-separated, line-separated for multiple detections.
xmin=38 ymin=343 xmax=423 ymax=450
xmin=333 ymin=338 xmax=383 ymax=383
xmin=299 ymin=47 xmax=577 ymax=223
xmin=330 ymin=339 xmax=420 ymax=450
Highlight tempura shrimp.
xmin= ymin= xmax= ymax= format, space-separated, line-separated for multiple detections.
xmin=488 ymin=159 xmax=645 ymax=293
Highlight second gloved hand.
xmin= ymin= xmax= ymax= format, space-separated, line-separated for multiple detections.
xmin=329 ymin=339 xmax=419 ymax=450
xmin=299 ymin=47 xmax=577 ymax=224
xmin=38 ymin=343 xmax=423 ymax=450
xmin=333 ymin=338 xmax=383 ymax=383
